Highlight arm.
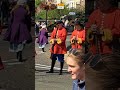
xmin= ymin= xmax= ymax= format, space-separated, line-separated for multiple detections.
xmin=85 ymin=10 xmax=98 ymax=30
xmin=70 ymin=30 xmax=76 ymax=40
xmin=50 ymin=29 xmax=56 ymax=39
xmin=111 ymin=9 xmax=120 ymax=36
xmin=81 ymin=30 xmax=85 ymax=41
xmin=59 ymin=28 xmax=67 ymax=42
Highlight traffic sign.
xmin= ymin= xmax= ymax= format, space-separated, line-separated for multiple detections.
xmin=69 ymin=12 xmax=76 ymax=15
xmin=57 ymin=3 xmax=64 ymax=9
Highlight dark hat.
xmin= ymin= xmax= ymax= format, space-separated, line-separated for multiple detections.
xmin=56 ymin=21 xmax=64 ymax=25
xmin=74 ymin=20 xmax=84 ymax=28
xmin=74 ymin=20 xmax=81 ymax=25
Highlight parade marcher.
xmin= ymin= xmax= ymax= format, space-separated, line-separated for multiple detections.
xmin=37 ymin=24 xmax=48 ymax=53
xmin=85 ymin=0 xmax=120 ymax=89
xmin=86 ymin=0 xmax=120 ymax=55
xmin=66 ymin=49 xmax=85 ymax=90
xmin=4 ymin=0 xmax=32 ymax=62
xmin=70 ymin=20 xmax=85 ymax=49
xmin=47 ymin=21 xmax=67 ymax=75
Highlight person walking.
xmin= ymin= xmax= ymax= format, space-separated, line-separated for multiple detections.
xmin=70 ymin=20 xmax=85 ymax=49
xmin=37 ymin=24 xmax=48 ymax=53
xmin=47 ymin=21 xmax=67 ymax=75
xmin=4 ymin=0 xmax=32 ymax=62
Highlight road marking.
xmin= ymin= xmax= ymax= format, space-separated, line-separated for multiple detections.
xmin=6 ymin=62 xmax=23 ymax=65
xmin=2 ymin=59 xmax=18 ymax=63
xmin=35 ymin=64 xmax=68 ymax=71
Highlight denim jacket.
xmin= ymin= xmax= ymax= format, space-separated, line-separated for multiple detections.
xmin=72 ymin=79 xmax=85 ymax=90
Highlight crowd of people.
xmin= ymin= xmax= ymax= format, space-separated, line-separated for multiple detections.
xmin=0 ymin=0 xmax=120 ymax=90
xmin=35 ymin=0 xmax=120 ymax=90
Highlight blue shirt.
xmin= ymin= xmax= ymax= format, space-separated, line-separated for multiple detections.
xmin=72 ymin=80 xmax=85 ymax=90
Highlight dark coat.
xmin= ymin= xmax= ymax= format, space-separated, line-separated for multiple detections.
xmin=37 ymin=28 xmax=48 ymax=45
xmin=4 ymin=6 xmax=32 ymax=44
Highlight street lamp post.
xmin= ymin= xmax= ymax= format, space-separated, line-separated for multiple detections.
xmin=45 ymin=9 xmax=48 ymax=26
xmin=40 ymin=1 xmax=56 ymax=26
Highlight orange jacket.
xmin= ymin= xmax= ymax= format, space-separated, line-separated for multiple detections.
xmin=86 ymin=8 xmax=120 ymax=54
xmin=70 ymin=29 xmax=85 ymax=49
xmin=50 ymin=27 xmax=67 ymax=54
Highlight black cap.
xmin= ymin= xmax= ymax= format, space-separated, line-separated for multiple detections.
xmin=56 ymin=21 xmax=64 ymax=25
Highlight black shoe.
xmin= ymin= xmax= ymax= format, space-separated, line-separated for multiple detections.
xmin=18 ymin=56 xmax=23 ymax=62
xmin=46 ymin=70 xmax=54 ymax=73
xmin=59 ymin=71 xmax=62 ymax=75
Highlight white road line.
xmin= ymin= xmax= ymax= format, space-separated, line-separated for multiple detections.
xmin=35 ymin=66 xmax=51 ymax=70
xmin=5 ymin=62 xmax=23 ymax=65
xmin=35 ymin=64 xmax=68 ymax=71
xmin=2 ymin=59 xmax=18 ymax=63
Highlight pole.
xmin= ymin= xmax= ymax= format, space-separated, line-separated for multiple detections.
xmin=45 ymin=9 xmax=48 ymax=26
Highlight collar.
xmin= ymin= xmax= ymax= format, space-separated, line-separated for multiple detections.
xmin=78 ymin=80 xmax=85 ymax=89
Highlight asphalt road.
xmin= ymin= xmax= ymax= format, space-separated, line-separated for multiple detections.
xmin=0 ymin=28 xmax=73 ymax=90
xmin=0 ymin=28 xmax=35 ymax=90
xmin=35 ymin=34 xmax=73 ymax=90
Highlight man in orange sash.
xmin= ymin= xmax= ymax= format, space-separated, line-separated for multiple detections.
xmin=86 ymin=0 xmax=120 ymax=54
xmin=47 ymin=21 xmax=67 ymax=75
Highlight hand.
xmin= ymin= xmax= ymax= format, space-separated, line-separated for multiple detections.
xmin=91 ymin=24 xmax=97 ymax=32
xmin=71 ymin=36 xmax=76 ymax=40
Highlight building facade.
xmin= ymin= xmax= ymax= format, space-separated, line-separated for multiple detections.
xmin=46 ymin=0 xmax=85 ymax=9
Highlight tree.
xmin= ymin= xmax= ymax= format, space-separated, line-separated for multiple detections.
xmin=36 ymin=5 xmax=70 ymax=20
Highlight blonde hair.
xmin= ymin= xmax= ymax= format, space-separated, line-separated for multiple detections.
xmin=67 ymin=49 xmax=85 ymax=66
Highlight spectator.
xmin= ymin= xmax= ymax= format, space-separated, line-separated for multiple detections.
xmin=66 ymin=49 xmax=85 ymax=90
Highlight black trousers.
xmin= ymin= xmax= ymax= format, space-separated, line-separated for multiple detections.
xmin=50 ymin=54 xmax=64 ymax=73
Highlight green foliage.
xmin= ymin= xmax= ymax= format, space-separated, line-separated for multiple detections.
xmin=35 ymin=6 xmax=71 ymax=20
xmin=35 ymin=1 xmax=85 ymax=20
xmin=35 ymin=0 xmax=43 ymax=8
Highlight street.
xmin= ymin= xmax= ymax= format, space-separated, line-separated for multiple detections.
xmin=0 ymin=27 xmax=35 ymax=90
xmin=35 ymin=33 xmax=73 ymax=90
xmin=0 ymin=27 xmax=73 ymax=90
